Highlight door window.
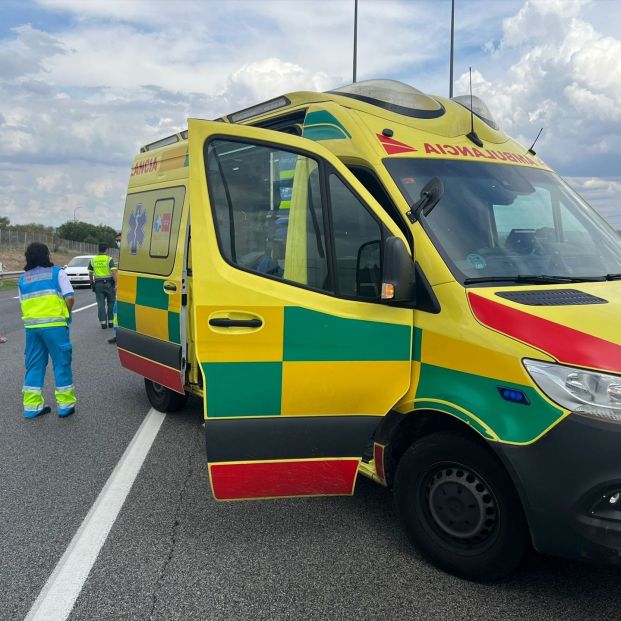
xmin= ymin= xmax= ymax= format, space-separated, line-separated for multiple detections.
xmin=206 ymin=139 xmax=384 ymax=300
xmin=329 ymin=174 xmax=383 ymax=298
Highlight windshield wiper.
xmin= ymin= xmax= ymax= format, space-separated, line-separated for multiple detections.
xmin=464 ymin=274 xmax=604 ymax=285
xmin=605 ymin=274 xmax=621 ymax=281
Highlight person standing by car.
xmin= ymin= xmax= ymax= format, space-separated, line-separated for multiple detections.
xmin=18 ymin=242 xmax=76 ymax=418
xmin=88 ymin=243 xmax=117 ymax=330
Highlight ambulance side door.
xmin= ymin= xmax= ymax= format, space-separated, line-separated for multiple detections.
xmin=188 ymin=119 xmax=414 ymax=500
xmin=117 ymin=182 xmax=188 ymax=394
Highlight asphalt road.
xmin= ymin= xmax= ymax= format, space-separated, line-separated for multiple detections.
xmin=1 ymin=285 xmax=620 ymax=620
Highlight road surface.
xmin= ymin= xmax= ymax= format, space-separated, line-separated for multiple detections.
xmin=0 ymin=286 xmax=619 ymax=620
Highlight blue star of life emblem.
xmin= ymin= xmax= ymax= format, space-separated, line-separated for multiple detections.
xmin=128 ymin=203 xmax=147 ymax=255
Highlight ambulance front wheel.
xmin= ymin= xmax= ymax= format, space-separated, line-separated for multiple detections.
xmin=144 ymin=379 xmax=188 ymax=413
xmin=394 ymin=432 xmax=528 ymax=581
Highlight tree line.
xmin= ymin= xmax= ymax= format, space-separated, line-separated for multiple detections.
xmin=0 ymin=217 xmax=118 ymax=247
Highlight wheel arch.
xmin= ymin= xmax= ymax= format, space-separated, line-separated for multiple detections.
xmin=377 ymin=408 xmax=495 ymax=487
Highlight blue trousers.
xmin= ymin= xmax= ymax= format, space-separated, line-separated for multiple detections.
xmin=23 ymin=326 xmax=76 ymax=416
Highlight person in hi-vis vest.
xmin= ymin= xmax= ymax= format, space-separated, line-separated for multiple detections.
xmin=18 ymin=243 xmax=76 ymax=418
xmin=88 ymin=243 xmax=117 ymax=329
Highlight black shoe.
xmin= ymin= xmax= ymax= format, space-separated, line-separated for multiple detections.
xmin=101 ymin=324 xmax=107 ymax=329
xmin=107 ymin=336 xmax=117 ymax=344
xmin=108 ymin=322 xmax=114 ymax=328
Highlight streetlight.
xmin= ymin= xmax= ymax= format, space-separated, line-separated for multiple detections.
xmin=449 ymin=0 xmax=455 ymax=98
xmin=73 ymin=206 xmax=81 ymax=222
xmin=353 ymin=0 xmax=358 ymax=83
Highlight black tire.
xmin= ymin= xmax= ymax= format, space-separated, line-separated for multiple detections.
xmin=144 ymin=378 xmax=188 ymax=413
xmin=394 ymin=432 xmax=528 ymax=581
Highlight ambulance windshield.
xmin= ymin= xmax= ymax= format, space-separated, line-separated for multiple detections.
xmin=385 ymin=158 xmax=621 ymax=284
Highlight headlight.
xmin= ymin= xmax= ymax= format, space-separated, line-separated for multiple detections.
xmin=523 ymin=359 xmax=621 ymax=424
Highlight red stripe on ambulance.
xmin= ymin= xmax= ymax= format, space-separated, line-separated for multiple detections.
xmin=117 ymin=348 xmax=184 ymax=393
xmin=209 ymin=459 xmax=360 ymax=500
xmin=469 ymin=293 xmax=621 ymax=374
xmin=377 ymin=133 xmax=417 ymax=155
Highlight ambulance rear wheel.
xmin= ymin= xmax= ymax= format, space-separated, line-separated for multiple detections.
xmin=394 ymin=432 xmax=528 ymax=581
xmin=144 ymin=379 xmax=188 ymax=412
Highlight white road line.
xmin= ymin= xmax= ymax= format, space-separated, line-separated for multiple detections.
xmin=25 ymin=408 xmax=166 ymax=621
xmin=72 ymin=302 xmax=97 ymax=313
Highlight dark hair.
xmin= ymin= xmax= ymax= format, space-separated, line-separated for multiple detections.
xmin=24 ymin=242 xmax=53 ymax=271
xmin=98 ymin=243 xmax=108 ymax=252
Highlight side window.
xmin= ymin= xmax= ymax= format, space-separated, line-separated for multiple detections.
xmin=329 ymin=174 xmax=383 ymax=298
xmin=205 ymin=139 xmax=386 ymax=301
xmin=206 ymin=139 xmax=330 ymax=292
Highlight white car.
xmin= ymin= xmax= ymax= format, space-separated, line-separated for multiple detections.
xmin=63 ymin=255 xmax=95 ymax=287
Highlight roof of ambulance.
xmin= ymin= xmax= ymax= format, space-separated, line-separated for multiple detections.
xmin=139 ymin=79 xmax=510 ymax=155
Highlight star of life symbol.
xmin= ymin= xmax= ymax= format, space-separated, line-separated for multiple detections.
xmin=128 ymin=203 xmax=147 ymax=255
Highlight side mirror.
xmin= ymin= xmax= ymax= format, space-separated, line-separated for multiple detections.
xmin=381 ymin=236 xmax=415 ymax=303
xmin=406 ymin=176 xmax=444 ymax=223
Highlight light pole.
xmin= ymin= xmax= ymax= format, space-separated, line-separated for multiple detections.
xmin=73 ymin=206 xmax=81 ymax=222
xmin=353 ymin=0 xmax=358 ymax=83
xmin=449 ymin=0 xmax=455 ymax=98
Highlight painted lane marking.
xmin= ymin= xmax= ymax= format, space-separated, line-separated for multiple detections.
xmin=25 ymin=408 xmax=166 ymax=621
xmin=72 ymin=302 xmax=97 ymax=313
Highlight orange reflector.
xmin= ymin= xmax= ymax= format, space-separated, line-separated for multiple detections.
xmin=381 ymin=283 xmax=395 ymax=300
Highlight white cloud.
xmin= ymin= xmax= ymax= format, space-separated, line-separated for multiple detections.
xmin=0 ymin=24 xmax=66 ymax=79
xmin=0 ymin=161 xmax=128 ymax=227
xmin=221 ymin=59 xmax=332 ymax=110
xmin=454 ymin=0 xmax=621 ymax=177
xmin=568 ymin=176 xmax=621 ymax=228
xmin=36 ymin=171 xmax=72 ymax=191
xmin=0 ymin=0 xmax=619 ymax=230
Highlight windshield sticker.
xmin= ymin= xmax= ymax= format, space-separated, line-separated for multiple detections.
xmin=377 ymin=134 xmax=417 ymax=155
xmin=467 ymin=254 xmax=487 ymax=270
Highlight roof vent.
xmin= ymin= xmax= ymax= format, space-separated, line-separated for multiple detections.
xmin=329 ymin=79 xmax=445 ymax=119
xmin=452 ymin=95 xmax=498 ymax=130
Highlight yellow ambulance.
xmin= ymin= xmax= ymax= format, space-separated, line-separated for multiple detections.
xmin=117 ymin=79 xmax=621 ymax=580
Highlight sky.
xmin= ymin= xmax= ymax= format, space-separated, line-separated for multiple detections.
xmin=0 ymin=0 xmax=620 ymax=230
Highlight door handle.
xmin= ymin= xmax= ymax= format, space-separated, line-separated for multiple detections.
xmin=209 ymin=318 xmax=262 ymax=328
xmin=163 ymin=283 xmax=177 ymax=292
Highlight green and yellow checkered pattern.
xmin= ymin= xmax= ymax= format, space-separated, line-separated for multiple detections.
xmin=117 ymin=274 xmax=181 ymax=344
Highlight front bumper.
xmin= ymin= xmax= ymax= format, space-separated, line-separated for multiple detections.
xmin=68 ymin=274 xmax=90 ymax=284
xmin=496 ymin=414 xmax=621 ymax=564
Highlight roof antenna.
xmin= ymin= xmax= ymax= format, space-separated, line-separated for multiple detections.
xmin=527 ymin=127 xmax=543 ymax=155
xmin=466 ymin=67 xmax=483 ymax=148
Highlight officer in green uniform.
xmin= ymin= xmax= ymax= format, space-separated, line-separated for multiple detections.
xmin=88 ymin=243 xmax=117 ymax=329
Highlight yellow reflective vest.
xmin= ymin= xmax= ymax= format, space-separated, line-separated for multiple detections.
xmin=18 ymin=266 xmax=70 ymax=329
xmin=90 ymin=254 xmax=115 ymax=280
